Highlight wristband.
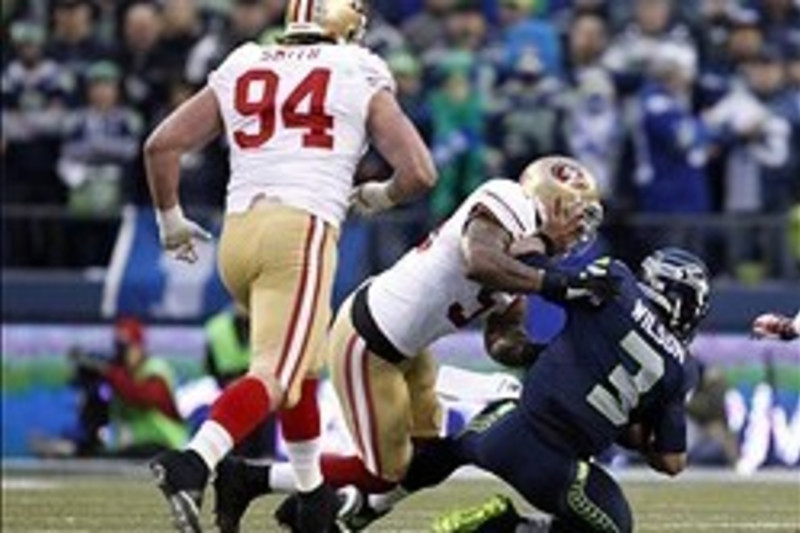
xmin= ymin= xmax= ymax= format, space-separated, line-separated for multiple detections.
xmin=540 ymin=269 xmax=569 ymax=302
xmin=156 ymin=204 xmax=183 ymax=232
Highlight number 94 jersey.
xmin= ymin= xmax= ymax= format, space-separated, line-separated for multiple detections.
xmin=367 ymin=179 xmax=539 ymax=357
xmin=208 ymin=42 xmax=395 ymax=227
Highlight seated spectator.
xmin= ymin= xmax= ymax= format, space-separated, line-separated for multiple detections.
xmin=633 ymin=43 xmax=712 ymax=214
xmin=58 ymin=61 xmax=142 ymax=216
xmin=46 ymin=0 xmax=108 ymax=84
xmin=2 ymin=21 xmax=72 ymax=205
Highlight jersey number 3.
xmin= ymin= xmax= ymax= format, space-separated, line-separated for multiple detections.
xmin=586 ymin=331 xmax=665 ymax=426
xmin=233 ymin=68 xmax=334 ymax=150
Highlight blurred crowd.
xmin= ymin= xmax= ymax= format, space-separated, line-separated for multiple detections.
xmin=3 ymin=0 xmax=800 ymax=272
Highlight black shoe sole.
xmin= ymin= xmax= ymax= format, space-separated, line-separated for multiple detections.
xmin=151 ymin=462 xmax=203 ymax=533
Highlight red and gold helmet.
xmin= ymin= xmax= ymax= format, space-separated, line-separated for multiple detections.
xmin=283 ymin=0 xmax=366 ymax=44
xmin=520 ymin=155 xmax=603 ymax=248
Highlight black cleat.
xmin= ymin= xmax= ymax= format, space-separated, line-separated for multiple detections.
xmin=150 ymin=450 xmax=209 ymax=533
xmin=274 ymin=483 xmax=346 ymax=532
xmin=213 ymin=457 xmax=271 ymax=533
xmin=337 ymin=487 xmax=390 ymax=531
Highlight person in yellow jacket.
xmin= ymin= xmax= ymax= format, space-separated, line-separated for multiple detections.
xmin=205 ymin=307 xmax=251 ymax=387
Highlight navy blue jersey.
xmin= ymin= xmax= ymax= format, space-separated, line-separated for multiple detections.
xmin=521 ymin=259 xmax=694 ymax=458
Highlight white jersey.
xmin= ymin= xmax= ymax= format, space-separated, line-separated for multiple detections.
xmin=367 ymin=179 xmax=540 ymax=357
xmin=208 ymin=42 xmax=395 ymax=227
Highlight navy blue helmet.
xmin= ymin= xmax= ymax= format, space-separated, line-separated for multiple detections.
xmin=639 ymin=248 xmax=711 ymax=341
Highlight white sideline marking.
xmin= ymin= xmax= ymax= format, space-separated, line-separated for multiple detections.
xmin=639 ymin=523 xmax=799 ymax=530
xmin=2 ymin=478 xmax=60 ymax=491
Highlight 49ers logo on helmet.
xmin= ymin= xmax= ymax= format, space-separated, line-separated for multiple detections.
xmin=551 ymin=162 xmax=584 ymax=183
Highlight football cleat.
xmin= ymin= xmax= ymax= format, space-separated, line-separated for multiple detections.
xmin=213 ymin=457 xmax=271 ymax=533
xmin=274 ymin=483 xmax=344 ymax=532
xmin=283 ymin=0 xmax=367 ymax=44
xmin=337 ymin=486 xmax=390 ymax=531
xmin=432 ymin=494 xmax=520 ymax=533
xmin=150 ymin=450 xmax=209 ymax=533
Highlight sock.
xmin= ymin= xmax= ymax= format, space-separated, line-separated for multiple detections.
xmin=269 ymin=462 xmax=300 ymax=493
xmin=279 ymin=379 xmax=323 ymax=492
xmin=368 ymin=486 xmax=408 ymax=513
xmin=189 ymin=376 xmax=271 ymax=471
xmin=320 ymin=454 xmax=396 ymax=493
xmin=187 ymin=420 xmax=233 ymax=472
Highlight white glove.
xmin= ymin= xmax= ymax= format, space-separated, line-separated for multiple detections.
xmin=349 ymin=181 xmax=396 ymax=217
xmin=155 ymin=205 xmax=212 ymax=264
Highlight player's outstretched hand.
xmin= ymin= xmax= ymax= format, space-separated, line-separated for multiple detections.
xmin=752 ymin=313 xmax=799 ymax=340
xmin=156 ymin=205 xmax=212 ymax=264
xmin=349 ymin=181 xmax=396 ymax=217
xmin=541 ymin=257 xmax=621 ymax=307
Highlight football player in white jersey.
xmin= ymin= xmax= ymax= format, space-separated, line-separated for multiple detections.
xmin=144 ymin=1 xmax=436 ymax=531
xmin=212 ymin=156 xmax=618 ymax=531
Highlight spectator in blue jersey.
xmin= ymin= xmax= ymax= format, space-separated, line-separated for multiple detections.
xmin=2 ymin=21 xmax=73 ymax=205
xmin=704 ymin=48 xmax=791 ymax=215
xmin=493 ymin=0 xmax=563 ymax=78
xmin=58 ymin=61 xmax=142 ymax=217
xmin=633 ymin=43 xmax=712 ymax=214
xmin=491 ymin=48 xmax=567 ymax=178
xmin=757 ymin=0 xmax=800 ymax=56
xmin=603 ymin=0 xmax=695 ymax=93
xmin=563 ymin=11 xmax=621 ymax=202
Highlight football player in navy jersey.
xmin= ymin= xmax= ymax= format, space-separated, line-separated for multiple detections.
xmin=348 ymin=248 xmax=710 ymax=533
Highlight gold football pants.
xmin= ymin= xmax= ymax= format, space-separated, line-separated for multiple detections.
xmin=328 ymin=294 xmax=442 ymax=482
xmin=218 ymin=203 xmax=337 ymax=407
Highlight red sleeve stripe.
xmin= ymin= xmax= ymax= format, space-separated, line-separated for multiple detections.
xmin=482 ymin=190 xmax=526 ymax=234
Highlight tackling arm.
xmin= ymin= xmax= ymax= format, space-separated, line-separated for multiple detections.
xmin=461 ymin=211 xmax=548 ymax=293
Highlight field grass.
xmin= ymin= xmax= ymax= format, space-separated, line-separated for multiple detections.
xmin=2 ymin=469 xmax=799 ymax=532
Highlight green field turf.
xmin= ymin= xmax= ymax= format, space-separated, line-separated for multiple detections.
xmin=2 ymin=470 xmax=799 ymax=532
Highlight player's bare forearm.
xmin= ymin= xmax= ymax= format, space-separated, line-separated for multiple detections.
xmin=462 ymin=215 xmax=546 ymax=293
xmin=144 ymin=87 xmax=222 ymax=210
xmin=368 ymin=90 xmax=437 ymax=204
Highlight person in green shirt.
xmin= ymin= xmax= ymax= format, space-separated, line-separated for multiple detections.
xmin=71 ymin=317 xmax=188 ymax=457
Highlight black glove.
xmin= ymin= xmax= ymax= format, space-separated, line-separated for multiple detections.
xmin=540 ymin=258 xmax=621 ymax=307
